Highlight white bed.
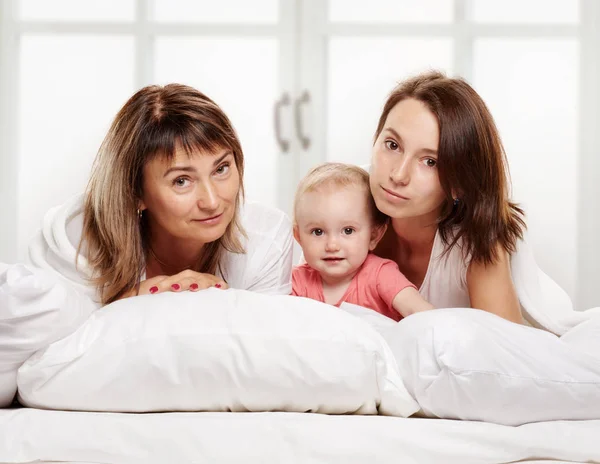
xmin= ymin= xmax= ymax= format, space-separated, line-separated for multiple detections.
xmin=2 ymin=261 xmax=600 ymax=464
xmin=0 ymin=408 xmax=598 ymax=464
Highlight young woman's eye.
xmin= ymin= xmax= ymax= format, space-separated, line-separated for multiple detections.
xmin=215 ymin=163 xmax=230 ymax=175
xmin=173 ymin=177 xmax=190 ymax=188
xmin=385 ymin=140 xmax=399 ymax=151
xmin=424 ymin=158 xmax=437 ymax=168
xmin=311 ymin=229 xmax=324 ymax=236
xmin=343 ymin=228 xmax=354 ymax=235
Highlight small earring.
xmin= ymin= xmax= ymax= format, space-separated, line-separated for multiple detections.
xmin=453 ymin=198 xmax=460 ymax=207
xmin=137 ymin=209 xmax=143 ymax=220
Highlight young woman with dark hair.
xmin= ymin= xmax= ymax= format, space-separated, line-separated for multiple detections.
xmin=370 ymin=71 xmax=525 ymax=323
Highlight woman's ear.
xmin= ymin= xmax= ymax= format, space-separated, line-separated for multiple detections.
xmin=451 ymin=188 xmax=463 ymax=201
xmin=369 ymin=222 xmax=388 ymax=251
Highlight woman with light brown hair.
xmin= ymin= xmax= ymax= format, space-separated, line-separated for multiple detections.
xmin=30 ymin=84 xmax=293 ymax=305
xmin=370 ymin=71 xmax=526 ymax=323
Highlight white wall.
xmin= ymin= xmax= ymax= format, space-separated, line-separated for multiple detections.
xmin=1 ymin=0 xmax=599 ymax=309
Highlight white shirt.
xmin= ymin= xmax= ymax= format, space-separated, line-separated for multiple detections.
xmin=418 ymin=230 xmax=471 ymax=309
xmin=29 ymin=195 xmax=293 ymax=304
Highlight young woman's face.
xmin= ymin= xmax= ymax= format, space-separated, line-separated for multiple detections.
xmin=139 ymin=145 xmax=240 ymax=246
xmin=370 ymin=98 xmax=446 ymax=223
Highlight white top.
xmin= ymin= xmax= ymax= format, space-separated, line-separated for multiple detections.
xmin=28 ymin=194 xmax=293 ymax=304
xmin=418 ymin=230 xmax=472 ymax=309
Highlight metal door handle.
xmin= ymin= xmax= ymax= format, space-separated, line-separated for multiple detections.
xmin=273 ymin=92 xmax=290 ymax=153
xmin=295 ymin=90 xmax=311 ymax=150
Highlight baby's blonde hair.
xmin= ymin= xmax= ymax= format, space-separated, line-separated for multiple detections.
xmin=293 ymin=162 xmax=388 ymax=227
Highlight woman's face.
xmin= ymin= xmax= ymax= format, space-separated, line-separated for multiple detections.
xmin=139 ymin=145 xmax=240 ymax=246
xmin=370 ymin=98 xmax=446 ymax=223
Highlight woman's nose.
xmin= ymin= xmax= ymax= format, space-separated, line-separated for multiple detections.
xmin=389 ymin=159 xmax=411 ymax=186
xmin=197 ymin=182 xmax=219 ymax=210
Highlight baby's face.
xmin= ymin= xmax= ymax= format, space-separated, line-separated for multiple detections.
xmin=294 ymin=186 xmax=377 ymax=283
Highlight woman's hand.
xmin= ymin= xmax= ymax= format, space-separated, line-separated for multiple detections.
xmin=120 ymin=271 xmax=228 ymax=299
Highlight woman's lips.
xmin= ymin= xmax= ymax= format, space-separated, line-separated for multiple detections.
xmin=381 ymin=186 xmax=409 ymax=201
xmin=194 ymin=212 xmax=223 ymax=225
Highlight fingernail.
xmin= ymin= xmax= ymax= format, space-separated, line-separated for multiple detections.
xmin=190 ymin=283 xmax=199 ymax=290
xmin=149 ymin=286 xmax=158 ymax=294
xmin=171 ymin=284 xmax=180 ymax=291
xmin=215 ymin=283 xmax=222 ymax=288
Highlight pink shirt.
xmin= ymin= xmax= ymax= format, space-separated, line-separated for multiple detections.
xmin=291 ymin=253 xmax=416 ymax=322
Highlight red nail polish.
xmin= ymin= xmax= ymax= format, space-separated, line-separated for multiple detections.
xmin=171 ymin=283 xmax=180 ymax=291
xmin=215 ymin=283 xmax=222 ymax=288
xmin=190 ymin=283 xmax=199 ymax=290
xmin=149 ymin=286 xmax=158 ymax=294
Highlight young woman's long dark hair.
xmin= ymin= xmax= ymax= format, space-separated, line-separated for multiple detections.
xmin=374 ymin=71 xmax=526 ymax=265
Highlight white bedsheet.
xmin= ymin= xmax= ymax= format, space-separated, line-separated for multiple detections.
xmin=0 ymin=408 xmax=598 ymax=464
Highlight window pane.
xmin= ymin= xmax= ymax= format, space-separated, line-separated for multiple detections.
xmin=153 ymin=0 xmax=278 ymax=23
xmin=19 ymin=0 xmax=135 ymax=21
xmin=155 ymin=38 xmax=279 ymax=207
xmin=18 ymin=35 xmax=135 ymax=259
xmin=473 ymin=39 xmax=579 ymax=298
xmin=327 ymin=38 xmax=453 ymax=166
xmin=472 ymin=0 xmax=579 ymax=24
xmin=329 ymin=0 xmax=453 ymax=23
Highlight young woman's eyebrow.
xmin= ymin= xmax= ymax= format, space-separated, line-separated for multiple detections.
xmin=383 ymin=127 xmax=402 ymax=141
xmin=384 ymin=128 xmax=437 ymax=155
xmin=420 ymin=148 xmax=438 ymax=156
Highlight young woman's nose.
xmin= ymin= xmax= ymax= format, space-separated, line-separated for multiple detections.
xmin=196 ymin=181 xmax=219 ymax=210
xmin=389 ymin=157 xmax=411 ymax=186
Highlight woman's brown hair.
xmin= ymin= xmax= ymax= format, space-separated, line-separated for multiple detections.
xmin=374 ymin=71 xmax=526 ymax=265
xmin=79 ymin=83 xmax=246 ymax=304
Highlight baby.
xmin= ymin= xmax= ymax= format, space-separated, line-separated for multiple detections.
xmin=292 ymin=162 xmax=434 ymax=321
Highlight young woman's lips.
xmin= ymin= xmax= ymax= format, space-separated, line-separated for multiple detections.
xmin=195 ymin=213 xmax=223 ymax=225
xmin=381 ymin=186 xmax=410 ymax=201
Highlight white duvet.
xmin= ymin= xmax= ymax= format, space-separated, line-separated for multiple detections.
xmin=1 ymin=194 xmax=600 ymax=427
xmin=3 ymin=272 xmax=600 ymax=426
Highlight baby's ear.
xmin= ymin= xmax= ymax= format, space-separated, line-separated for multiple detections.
xmin=293 ymin=224 xmax=301 ymax=244
xmin=369 ymin=222 xmax=387 ymax=251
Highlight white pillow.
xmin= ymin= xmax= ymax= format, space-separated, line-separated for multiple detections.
xmin=18 ymin=289 xmax=418 ymax=417
xmin=338 ymin=302 xmax=398 ymax=336
xmin=382 ymin=308 xmax=600 ymax=426
xmin=0 ymin=263 xmax=97 ymax=407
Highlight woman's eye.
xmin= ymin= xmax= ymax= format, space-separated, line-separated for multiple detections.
xmin=174 ymin=177 xmax=190 ymax=187
xmin=215 ymin=163 xmax=230 ymax=175
xmin=311 ymin=229 xmax=324 ymax=236
xmin=424 ymin=158 xmax=437 ymax=168
xmin=385 ymin=140 xmax=399 ymax=151
xmin=343 ymin=228 xmax=354 ymax=235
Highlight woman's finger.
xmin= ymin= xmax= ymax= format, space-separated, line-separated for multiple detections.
xmin=148 ymin=273 xmax=225 ymax=294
